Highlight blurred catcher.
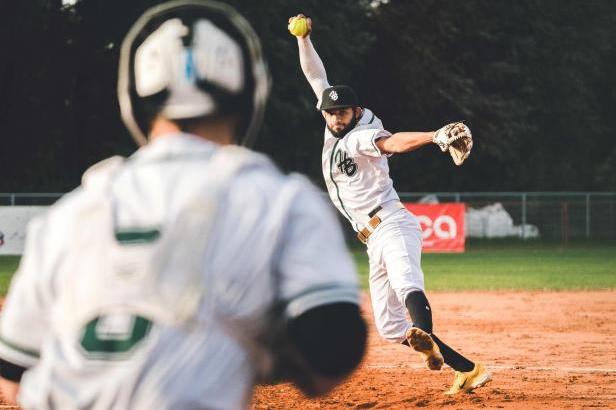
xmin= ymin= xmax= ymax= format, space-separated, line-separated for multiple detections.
xmin=288 ymin=13 xmax=489 ymax=395
xmin=0 ymin=2 xmax=367 ymax=409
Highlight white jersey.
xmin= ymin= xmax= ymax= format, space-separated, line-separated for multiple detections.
xmin=0 ymin=133 xmax=359 ymax=410
xmin=321 ymin=109 xmax=400 ymax=231
xmin=296 ymin=37 xmax=400 ymax=232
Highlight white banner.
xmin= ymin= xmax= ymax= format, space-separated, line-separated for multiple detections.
xmin=0 ymin=206 xmax=48 ymax=255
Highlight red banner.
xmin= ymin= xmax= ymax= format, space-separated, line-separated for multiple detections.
xmin=403 ymin=203 xmax=466 ymax=253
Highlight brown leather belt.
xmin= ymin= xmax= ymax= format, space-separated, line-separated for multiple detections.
xmin=357 ymin=210 xmax=382 ymax=244
xmin=357 ymin=202 xmax=405 ymax=244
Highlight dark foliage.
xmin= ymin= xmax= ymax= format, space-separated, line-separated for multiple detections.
xmin=0 ymin=0 xmax=614 ymax=192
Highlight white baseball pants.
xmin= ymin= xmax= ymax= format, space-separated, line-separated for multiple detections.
xmin=366 ymin=208 xmax=425 ymax=343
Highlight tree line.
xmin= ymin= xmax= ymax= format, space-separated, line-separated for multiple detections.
xmin=1 ymin=0 xmax=615 ymax=192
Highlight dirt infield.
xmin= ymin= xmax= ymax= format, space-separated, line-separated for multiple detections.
xmin=253 ymin=291 xmax=616 ymax=409
xmin=0 ymin=291 xmax=613 ymax=409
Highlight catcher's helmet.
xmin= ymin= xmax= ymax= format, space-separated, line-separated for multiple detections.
xmin=118 ymin=0 xmax=270 ymax=146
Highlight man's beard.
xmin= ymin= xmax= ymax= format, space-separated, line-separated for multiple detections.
xmin=328 ymin=112 xmax=359 ymax=139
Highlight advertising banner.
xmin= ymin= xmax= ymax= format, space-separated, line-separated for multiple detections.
xmin=404 ymin=203 xmax=465 ymax=253
xmin=0 ymin=206 xmax=48 ymax=255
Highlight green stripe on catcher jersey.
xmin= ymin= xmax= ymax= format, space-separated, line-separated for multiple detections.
xmin=0 ymin=335 xmax=40 ymax=360
xmin=115 ymin=228 xmax=161 ymax=244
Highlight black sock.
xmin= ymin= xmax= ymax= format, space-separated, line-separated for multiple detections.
xmin=431 ymin=334 xmax=475 ymax=372
xmin=404 ymin=291 xmax=433 ymax=333
xmin=404 ymin=291 xmax=474 ymax=372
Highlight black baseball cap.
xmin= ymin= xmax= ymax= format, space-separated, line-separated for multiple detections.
xmin=319 ymin=85 xmax=360 ymax=111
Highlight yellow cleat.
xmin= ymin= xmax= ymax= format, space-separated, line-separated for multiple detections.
xmin=445 ymin=363 xmax=492 ymax=395
xmin=405 ymin=327 xmax=444 ymax=371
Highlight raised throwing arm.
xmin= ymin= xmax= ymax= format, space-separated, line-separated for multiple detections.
xmin=290 ymin=15 xmax=330 ymax=100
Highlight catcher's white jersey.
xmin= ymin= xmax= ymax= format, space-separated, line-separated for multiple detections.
xmin=0 ymin=133 xmax=359 ymax=410
xmin=321 ymin=109 xmax=400 ymax=232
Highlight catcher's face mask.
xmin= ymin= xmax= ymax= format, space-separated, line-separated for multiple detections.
xmin=118 ymin=0 xmax=271 ymax=147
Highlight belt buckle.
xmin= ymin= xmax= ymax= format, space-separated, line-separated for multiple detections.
xmin=357 ymin=228 xmax=369 ymax=244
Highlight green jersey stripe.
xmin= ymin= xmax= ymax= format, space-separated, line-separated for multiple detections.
xmin=115 ymin=228 xmax=161 ymax=244
xmin=0 ymin=335 xmax=40 ymax=359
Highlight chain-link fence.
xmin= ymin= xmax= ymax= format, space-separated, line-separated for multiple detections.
xmin=398 ymin=192 xmax=616 ymax=241
xmin=2 ymin=192 xmax=615 ymax=241
xmin=0 ymin=193 xmax=64 ymax=206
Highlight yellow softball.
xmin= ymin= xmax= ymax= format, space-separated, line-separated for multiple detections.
xmin=288 ymin=16 xmax=308 ymax=37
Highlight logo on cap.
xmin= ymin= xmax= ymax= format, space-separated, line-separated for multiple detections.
xmin=329 ymin=90 xmax=339 ymax=101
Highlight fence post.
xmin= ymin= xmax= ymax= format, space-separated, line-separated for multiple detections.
xmin=585 ymin=193 xmax=591 ymax=239
xmin=521 ymin=193 xmax=527 ymax=240
xmin=455 ymin=193 xmax=461 ymax=202
xmin=10 ymin=194 xmax=15 ymax=206
xmin=562 ymin=201 xmax=569 ymax=245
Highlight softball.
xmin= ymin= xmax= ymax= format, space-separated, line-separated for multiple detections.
xmin=288 ymin=16 xmax=308 ymax=37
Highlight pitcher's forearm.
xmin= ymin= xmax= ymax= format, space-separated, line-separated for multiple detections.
xmin=376 ymin=131 xmax=435 ymax=154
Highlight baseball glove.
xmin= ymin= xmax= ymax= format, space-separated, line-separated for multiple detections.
xmin=432 ymin=122 xmax=473 ymax=166
xmin=257 ymin=304 xmax=324 ymax=396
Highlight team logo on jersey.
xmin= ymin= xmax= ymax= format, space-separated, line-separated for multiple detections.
xmin=334 ymin=149 xmax=357 ymax=177
xmin=329 ymin=90 xmax=339 ymax=101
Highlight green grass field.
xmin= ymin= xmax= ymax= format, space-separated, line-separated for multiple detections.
xmin=0 ymin=256 xmax=20 ymax=296
xmin=352 ymin=240 xmax=616 ymax=291
xmin=1 ymin=241 xmax=615 ymax=297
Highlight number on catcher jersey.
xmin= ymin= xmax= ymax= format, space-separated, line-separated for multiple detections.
xmin=80 ymin=313 xmax=153 ymax=360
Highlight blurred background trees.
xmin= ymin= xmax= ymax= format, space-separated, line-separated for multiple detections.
xmin=1 ymin=0 xmax=615 ymax=192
